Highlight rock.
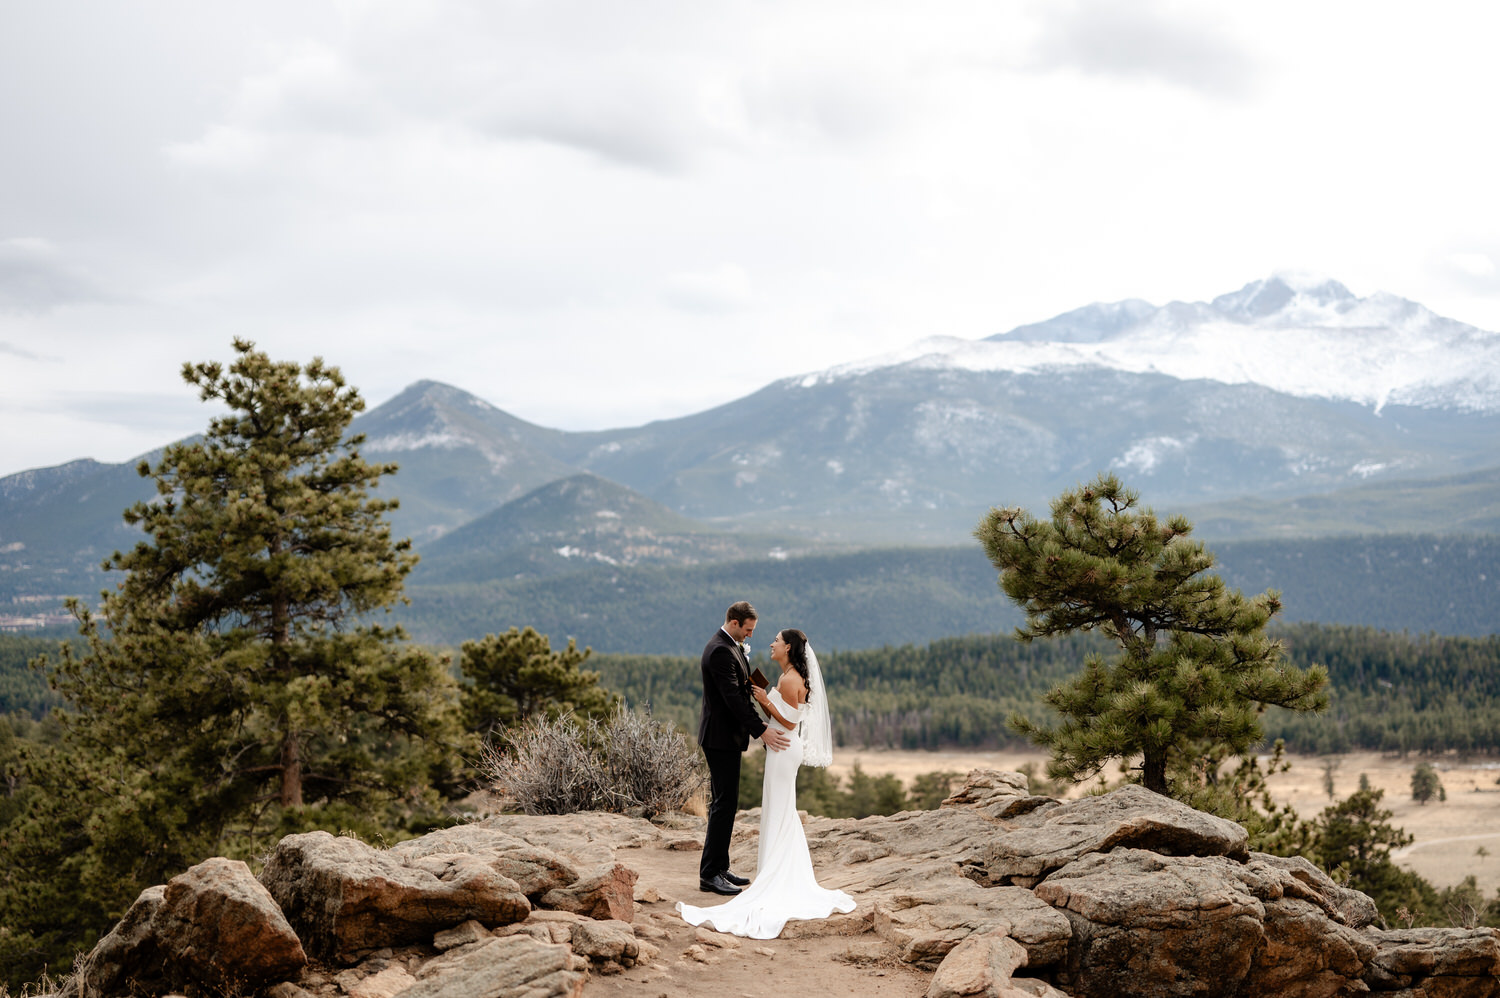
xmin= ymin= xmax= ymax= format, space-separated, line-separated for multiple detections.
xmin=695 ymin=926 xmax=741 ymax=949
xmin=401 ymin=935 xmax=587 ymax=998
xmin=474 ymin=812 xmax=664 ymax=867
xmin=539 ymin=862 xmax=638 ymax=922
xmin=1001 ymin=979 xmax=1071 ymax=998
xmin=265 ymin=983 xmax=314 ymax=998
xmin=872 ymin=881 xmax=1070 ymax=969
xmin=150 ymin=858 xmax=307 ymax=991
xmin=1241 ymin=897 xmax=1376 ymax=998
xmin=260 ymin=830 xmax=530 ymax=961
xmin=1364 ymin=926 xmax=1500 ymax=996
xmin=1033 ymin=848 xmax=1264 ymax=998
xmin=69 ymin=858 xmax=306 ymax=998
xmin=64 ymin=885 xmax=167 ymax=998
xmin=346 ymin=965 xmax=417 ymax=998
xmin=572 ymin=919 xmax=642 ymax=964
xmin=979 ymin=784 xmax=1249 ymax=886
xmin=927 ymin=931 xmax=1028 ymax=998
xmin=390 ymin=824 xmax=580 ymax=898
xmin=684 ymin=943 xmax=713 ymax=963
xmin=634 ymin=884 xmax=661 ymax=903
xmin=843 ymin=939 xmax=901 ymax=964
xmin=1245 ymin=852 xmax=1379 ymax=928
xmin=781 ymin=910 xmax=875 ymax=939
xmin=435 ymin=920 xmax=492 ymax=951
xmin=941 ymin=770 xmax=1056 ymax=820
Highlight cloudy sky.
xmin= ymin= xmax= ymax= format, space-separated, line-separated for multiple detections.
xmin=3 ymin=1 xmax=1499 ymax=478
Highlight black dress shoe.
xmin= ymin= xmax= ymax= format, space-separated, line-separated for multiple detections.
xmin=699 ymin=873 xmax=743 ymax=896
xmin=722 ymin=871 xmax=750 ymax=886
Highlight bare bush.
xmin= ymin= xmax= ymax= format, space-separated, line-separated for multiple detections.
xmin=481 ymin=706 xmax=706 ymax=817
xmin=595 ymin=705 xmax=708 ymax=817
xmin=481 ymin=712 xmax=607 ymax=815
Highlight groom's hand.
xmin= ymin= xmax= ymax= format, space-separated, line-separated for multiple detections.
xmin=762 ymin=727 xmax=791 ymax=751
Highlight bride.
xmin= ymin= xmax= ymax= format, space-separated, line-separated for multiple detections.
xmin=677 ymin=628 xmax=855 ymax=938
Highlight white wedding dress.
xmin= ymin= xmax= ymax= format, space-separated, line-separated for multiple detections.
xmin=677 ymin=688 xmax=855 ymax=938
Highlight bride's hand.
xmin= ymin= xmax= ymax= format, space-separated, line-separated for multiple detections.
xmin=752 ymin=686 xmax=770 ymax=707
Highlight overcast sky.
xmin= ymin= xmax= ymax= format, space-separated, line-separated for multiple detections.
xmin=3 ymin=1 xmax=1500 ymax=478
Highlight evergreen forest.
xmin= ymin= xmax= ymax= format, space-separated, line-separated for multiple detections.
xmin=586 ymin=624 xmax=1500 ymax=755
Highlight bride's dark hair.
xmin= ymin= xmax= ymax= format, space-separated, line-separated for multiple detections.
xmin=780 ymin=628 xmax=812 ymax=702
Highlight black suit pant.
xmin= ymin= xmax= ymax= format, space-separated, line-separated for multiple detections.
xmin=700 ymin=746 xmax=742 ymax=881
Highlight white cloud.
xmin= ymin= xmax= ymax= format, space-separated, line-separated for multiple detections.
xmin=3 ymin=1 xmax=1500 ymax=477
xmin=663 ymin=264 xmax=754 ymax=313
xmin=1449 ymin=253 xmax=1496 ymax=279
xmin=1031 ymin=1 xmax=1257 ymax=98
xmin=0 ymin=238 xmax=109 ymax=312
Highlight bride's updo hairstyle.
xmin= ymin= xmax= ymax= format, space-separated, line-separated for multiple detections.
xmin=780 ymin=628 xmax=812 ymax=701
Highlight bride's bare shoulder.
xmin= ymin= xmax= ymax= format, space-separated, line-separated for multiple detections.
xmin=778 ymin=669 xmax=807 ymax=706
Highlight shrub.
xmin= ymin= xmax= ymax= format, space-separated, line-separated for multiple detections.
xmin=481 ymin=706 xmax=706 ymax=817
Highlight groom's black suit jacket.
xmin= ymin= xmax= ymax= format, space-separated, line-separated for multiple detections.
xmin=697 ymin=628 xmax=768 ymax=752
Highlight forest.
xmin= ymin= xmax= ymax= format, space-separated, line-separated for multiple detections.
xmin=7 ymin=623 xmax=1500 ymax=755
xmin=587 ymin=623 xmax=1500 ymax=755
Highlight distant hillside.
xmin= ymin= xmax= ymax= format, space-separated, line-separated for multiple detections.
xmin=415 ymin=472 xmax=825 ymax=583
xmin=1184 ymin=465 xmax=1500 ymax=539
xmin=394 ymin=533 xmax=1500 ymax=652
xmin=397 ymin=545 xmax=1016 ymax=653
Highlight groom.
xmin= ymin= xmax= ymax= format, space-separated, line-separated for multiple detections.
xmin=697 ymin=600 xmax=790 ymax=895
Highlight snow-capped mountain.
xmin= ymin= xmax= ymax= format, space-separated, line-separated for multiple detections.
xmin=804 ymin=274 xmax=1500 ymax=413
xmin=4 ymin=275 xmax=1497 ymax=600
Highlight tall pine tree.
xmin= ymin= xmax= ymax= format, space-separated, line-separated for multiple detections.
xmin=2 ymin=341 xmax=465 ymax=982
xmin=975 ymin=472 xmax=1327 ymax=796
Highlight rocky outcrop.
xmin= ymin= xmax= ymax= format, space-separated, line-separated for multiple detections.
xmin=260 ymin=830 xmax=532 ymax=960
xmin=66 ymin=859 xmax=305 ymax=997
xmin=61 ymin=769 xmax=1500 ymax=998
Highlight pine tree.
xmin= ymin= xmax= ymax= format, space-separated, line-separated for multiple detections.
xmin=3 ymin=341 xmax=466 ymax=982
xmin=975 ymin=473 xmax=1328 ymax=796
xmin=460 ymin=626 xmax=616 ymax=737
xmin=1410 ymin=761 xmax=1444 ymax=805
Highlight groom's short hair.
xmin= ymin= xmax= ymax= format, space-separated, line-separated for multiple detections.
xmin=725 ymin=601 xmax=757 ymax=625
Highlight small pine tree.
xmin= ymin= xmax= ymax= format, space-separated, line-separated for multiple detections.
xmin=460 ymin=626 xmax=616 ymax=736
xmin=1411 ymin=761 xmax=1444 ymax=805
xmin=975 ymin=473 xmax=1328 ymax=795
xmin=1322 ymin=757 xmax=1340 ymax=800
xmin=1313 ymin=785 xmax=1436 ymax=924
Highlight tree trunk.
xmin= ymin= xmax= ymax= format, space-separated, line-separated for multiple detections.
xmin=1142 ymin=749 xmax=1168 ymax=795
xmin=280 ymin=731 xmax=303 ymax=808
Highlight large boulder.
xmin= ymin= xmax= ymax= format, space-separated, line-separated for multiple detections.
xmin=926 ymin=931 xmax=1028 ymax=998
xmin=873 ymin=879 xmax=1072 ymax=969
xmin=68 ymin=859 xmax=305 ymax=997
xmin=539 ymin=862 xmax=638 ymax=922
xmin=977 ymin=785 xmax=1250 ymax=887
xmin=64 ymin=886 xmax=167 ymax=998
xmin=260 ymin=830 xmax=530 ymax=961
xmin=387 ymin=824 xmax=580 ymax=899
xmin=1239 ymin=897 xmax=1375 ymax=998
xmin=1363 ymin=927 xmax=1500 ymax=997
xmin=1033 ymin=848 xmax=1266 ymax=998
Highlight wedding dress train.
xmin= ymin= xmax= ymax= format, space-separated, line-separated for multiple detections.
xmin=677 ymin=688 xmax=855 ymax=938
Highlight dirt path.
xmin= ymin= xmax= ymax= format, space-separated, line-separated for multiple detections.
xmin=586 ymin=839 xmax=930 ymax=998
xmin=1392 ymin=832 xmax=1500 ymax=860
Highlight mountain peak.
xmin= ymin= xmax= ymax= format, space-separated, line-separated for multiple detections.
xmin=1210 ymin=273 xmax=1355 ymax=319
